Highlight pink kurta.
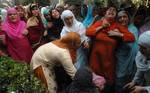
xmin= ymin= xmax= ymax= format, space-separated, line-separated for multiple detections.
xmin=2 ymin=8 xmax=33 ymax=63
xmin=5 ymin=34 xmax=33 ymax=63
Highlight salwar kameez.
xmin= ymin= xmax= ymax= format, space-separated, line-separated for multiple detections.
xmin=31 ymin=43 xmax=76 ymax=93
xmin=86 ymin=19 xmax=135 ymax=85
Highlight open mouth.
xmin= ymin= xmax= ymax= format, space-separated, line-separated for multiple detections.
xmin=11 ymin=18 xmax=15 ymax=20
xmin=108 ymin=12 xmax=115 ymax=16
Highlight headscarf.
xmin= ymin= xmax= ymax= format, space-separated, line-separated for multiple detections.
xmin=26 ymin=4 xmax=38 ymax=18
xmin=60 ymin=10 xmax=87 ymax=42
xmin=117 ymin=10 xmax=127 ymax=17
xmin=2 ymin=8 xmax=26 ymax=39
xmin=26 ymin=4 xmax=40 ymax=27
xmin=15 ymin=5 xmax=27 ymax=22
xmin=140 ymin=21 xmax=150 ymax=35
xmin=41 ymin=7 xmax=49 ymax=15
xmin=60 ymin=32 xmax=81 ymax=49
xmin=65 ymin=67 xmax=96 ymax=93
xmin=136 ymin=31 xmax=150 ymax=71
xmin=56 ymin=4 xmax=64 ymax=14
xmin=15 ymin=5 xmax=26 ymax=15
xmin=117 ymin=10 xmax=131 ymax=24
xmin=138 ymin=31 xmax=150 ymax=48
xmin=61 ymin=10 xmax=78 ymax=27
xmin=41 ymin=7 xmax=50 ymax=27
xmin=60 ymin=32 xmax=81 ymax=63
xmin=116 ymin=10 xmax=139 ymax=77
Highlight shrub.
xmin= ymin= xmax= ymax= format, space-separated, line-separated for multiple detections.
xmin=0 ymin=56 xmax=45 ymax=93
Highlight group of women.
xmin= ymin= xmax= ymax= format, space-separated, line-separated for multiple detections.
xmin=0 ymin=2 xmax=150 ymax=93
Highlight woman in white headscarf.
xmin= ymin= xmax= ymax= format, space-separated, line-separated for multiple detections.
xmin=124 ymin=31 xmax=150 ymax=93
xmin=60 ymin=10 xmax=89 ymax=69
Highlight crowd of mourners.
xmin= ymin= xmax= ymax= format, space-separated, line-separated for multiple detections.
xmin=0 ymin=1 xmax=150 ymax=93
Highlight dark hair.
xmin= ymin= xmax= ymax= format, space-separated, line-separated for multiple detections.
xmin=65 ymin=66 xmax=96 ymax=93
xmin=49 ymin=8 xmax=60 ymax=20
xmin=93 ymin=6 xmax=100 ymax=14
xmin=104 ymin=5 xmax=118 ymax=14
xmin=107 ymin=4 xmax=117 ymax=10
xmin=30 ymin=4 xmax=38 ymax=12
xmin=15 ymin=5 xmax=24 ymax=11
xmin=56 ymin=5 xmax=64 ymax=14
xmin=27 ymin=4 xmax=39 ymax=18
xmin=135 ymin=5 xmax=147 ymax=16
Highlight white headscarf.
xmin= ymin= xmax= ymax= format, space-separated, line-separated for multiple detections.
xmin=136 ymin=31 xmax=150 ymax=71
xmin=138 ymin=31 xmax=150 ymax=48
xmin=60 ymin=10 xmax=88 ymax=42
xmin=118 ymin=11 xmax=126 ymax=16
xmin=0 ymin=8 xmax=7 ymax=22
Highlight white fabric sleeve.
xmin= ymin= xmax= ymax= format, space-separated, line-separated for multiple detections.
xmin=60 ymin=27 xmax=67 ymax=38
xmin=78 ymin=23 xmax=89 ymax=43
xmin=144 ymin=86 xmax=150 ymax=93
xmin=59 ymin=51 xmax=77 ymax=79
xmin=133 ymin=69 xmax=144 ymax=84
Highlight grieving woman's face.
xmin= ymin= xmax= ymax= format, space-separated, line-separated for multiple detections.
xmin=139 ymin=45 xmax=150 ymax=58
xmin=64 ymin=16 xmax=73 ymax=27
xmin=31 ymin=7 xmax=40 ymax=16
xmin=51 ymin=9 xmax=60 ymax=19
xmin=17 ymin=8 xmax=24 ymax=17
xmin=8 ymin=13 xmax=18 ymax=22
xmin=118 ymin=13 xmax=129 ymax=26
xmin=105 ymin=7 xmax=117 ymax=19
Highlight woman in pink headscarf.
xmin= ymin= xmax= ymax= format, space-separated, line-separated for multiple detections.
xmin=2 ymin=8 xmax=33 ymax=63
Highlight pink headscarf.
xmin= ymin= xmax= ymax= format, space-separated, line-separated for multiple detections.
xmin=2 ymin=8 xmax=26 ymax=38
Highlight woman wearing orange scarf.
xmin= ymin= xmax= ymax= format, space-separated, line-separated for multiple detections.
xmin=31 ymin=32 xmax=81 ymax=93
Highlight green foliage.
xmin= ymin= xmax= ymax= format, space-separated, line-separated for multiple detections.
xmin=65 ymin=0 xmax=83 ymax=5
xmin=0 ymin=56 xmax=45 ymax=93
xmin=36 ymin=0 xmax=50 ymax=6
xmin=132 ymin=0 xmax=148 ymax=7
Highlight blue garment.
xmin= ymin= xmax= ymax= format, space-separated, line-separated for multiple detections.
xmin=115 ymin=24 xmax=139 ymax=93
xmin=82 ymin=5 xmax=93 ymax=28
xmin=41 ymin=7 xmax=49 ymax=27
xmin=80 ymin=5 xmax=94 ymax=69
xmin=116 ymin=24 xmax=139 ymax=78
xmin=75 ymin=47 xmax=88 ymax=69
